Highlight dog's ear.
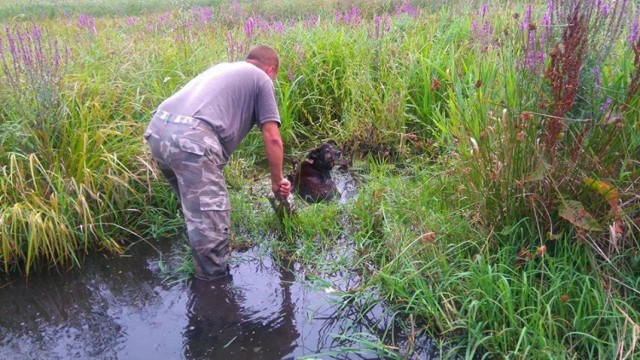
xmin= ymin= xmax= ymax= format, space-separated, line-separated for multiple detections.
xmin=308 ymin=147 xmax=320 ymax=160
xmin=327 ymin=140 xmax=337 ymax=146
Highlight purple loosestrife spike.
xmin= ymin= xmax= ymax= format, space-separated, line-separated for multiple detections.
xmin=193 ymin=6 xmax=212 ymax=23
xmin=630 ymin=18 xmax=639 ymax=46
xmin=16 ymin=28 xmax=34 ymax=70
xmin=6 ymin=25 xmax=20 ymax=78
xmin=542 ymin=13 xmax=552 ymax=44
xmin=600 ymin=97 xmax=612 ymax=112
xmin=34 ymin=28 xmax=45 ymax=68
xmin=482 ymin=3 xmax=488 ymax=18
xmin=244 ymin=18 xmax=254 ymax=40
xmin=31 ymin=26 xmax=41 ymax=41
xmin=350 ymin=6 xmax=362 ymax=25
xmin=157 ymin=12 xmax=171 ymax=25
xmin=592 ymin=67 xmax=602 ymax=86
xmin=521 ymin=5 xmax=532 ymax=31
xmin=78 ymin=13 xmax=87 ymax=27
xmin=257 ymin=18 xmax=269 ymax=32
xmin=54 ymin=39 xmax=60 ymax=69
xmin=275 ymin=21 xmax=285 ymax=34
xmin=233 ymin=0 xmax=242 ymax=15
xmin=482 ymin=21 xmax=493 ymax=36
xmin=397 ymin=1 xmax=417 ymax=17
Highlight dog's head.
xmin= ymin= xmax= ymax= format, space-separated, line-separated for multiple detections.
xmin=306 ymin=140 xmax=342 ymax=171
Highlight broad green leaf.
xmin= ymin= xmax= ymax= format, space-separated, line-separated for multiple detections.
xmin=559 ymin=200 xmax=603 ymax=232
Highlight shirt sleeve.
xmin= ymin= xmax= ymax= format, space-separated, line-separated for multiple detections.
xmin=256 ymin=79 xmax=281 ymax=126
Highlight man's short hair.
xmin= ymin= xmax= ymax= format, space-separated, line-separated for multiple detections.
xmin=246 ymin=45 xmax=279 ymax=68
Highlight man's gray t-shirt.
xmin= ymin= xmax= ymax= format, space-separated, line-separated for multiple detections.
xmin=158 ymin=61 xmax=280 ymax=158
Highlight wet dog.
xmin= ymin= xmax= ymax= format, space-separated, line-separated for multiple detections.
xmin=289 ymin=141 xmax=342 ymax=203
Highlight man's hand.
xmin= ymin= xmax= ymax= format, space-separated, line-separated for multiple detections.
xmin=272 ymin=178 xmax=291 ymax=198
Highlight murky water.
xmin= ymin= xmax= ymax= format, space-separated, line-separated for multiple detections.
xmin=0 ymin=169 xmax=438 ymax=359
xmin=0 ymin=239 xmax=437 ymax=359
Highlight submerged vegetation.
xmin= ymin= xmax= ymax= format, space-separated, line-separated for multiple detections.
xmin=1 ymin=0 xmax=639 ymax=358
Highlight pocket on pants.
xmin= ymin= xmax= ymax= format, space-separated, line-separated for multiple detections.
xmin=200 ymin=194 xmax=230 ymax=211
xmin=177 ymin=137 xmax=206 ymax=156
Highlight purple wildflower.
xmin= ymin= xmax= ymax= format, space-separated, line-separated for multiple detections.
xmin=304 ymin=14 xmax=319 ymax=29
xmin=77 ymin=13 xmax=96 ymax=34
xmin=335 ymin=6 xmax=362 ymax=25
xmin=482 ymin=20 xmax=493 ymax=35
xmin=470 ymin=2 xmax=497 ymax=52
xmin=482 ymin=3 xmax=488 ymax=18
xmin=396 ymin=1 xmax=418 ymax=18
xmin=244 ymin=18 xmax=254 ymax=40
xmin=257 ymin=18 xmax=269 ymax=32
xmin=541 ymin=1 xmax=553 ymax=47
xmin=521 ymin=5 xmax=532 ymax=31
xmin=591 ymin=67 xmax=602 ymax=86
xmin=629 ymin=18 xmax=639 ymax=46
xmin=274 ymin=21 xmax=285 ymax=34
xmin=371 ymin=14 xmax=391 ymax=40
xmin=192 ymin=6 xmax=213 ymax=23
xmin=232 ymin=0 xmax=242 ymax=15
xmin=78 ymin=13 xmax=88 ymax=27
xmin=0 ymin=24 xmax=70 ymax=115
xmin=346 ymin=6 xmax=362 ymax=25
xmin=600 ymin=97 xmax=612 ymax=112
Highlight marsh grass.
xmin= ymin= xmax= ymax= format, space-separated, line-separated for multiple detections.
xmin=0 ymin=0 xmax=638 ymax=357
xmin=0 ymin=0 xmax=219 ymax=20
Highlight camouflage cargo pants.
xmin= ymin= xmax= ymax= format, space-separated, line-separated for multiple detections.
xmin=144 ymin=110 xmax=231 ymax=280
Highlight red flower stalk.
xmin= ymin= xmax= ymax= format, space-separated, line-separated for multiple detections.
xmin=544 ymin=5 xmax=589 ymax=155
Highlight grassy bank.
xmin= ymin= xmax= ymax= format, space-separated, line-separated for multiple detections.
xmin=1 ymin=0 xmax=638 ymax=358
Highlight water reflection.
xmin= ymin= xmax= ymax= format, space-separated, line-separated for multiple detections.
xmin=0 ymin=240 xmax=435 ymax=359
xmin=0 ymin=244 xmax=168 ymax=359
xmin=184 ymin=261 xmax=298 ymax=359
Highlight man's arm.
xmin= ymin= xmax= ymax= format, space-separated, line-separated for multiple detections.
xmin=261 ymin=121 xmax=291 ymax=197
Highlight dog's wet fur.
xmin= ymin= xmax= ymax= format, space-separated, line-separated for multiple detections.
xmin=289 ymin=141 xmax=342 ymax=203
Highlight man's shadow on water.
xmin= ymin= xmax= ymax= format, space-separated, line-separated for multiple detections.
xmin=182 ymin=256 xmax=299 ymax=360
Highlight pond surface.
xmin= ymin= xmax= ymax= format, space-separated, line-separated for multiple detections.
xmin=0 ymin=168 xmax=439 ymax=359
xmin=0 ymin=238 xmax=436 ymax=359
